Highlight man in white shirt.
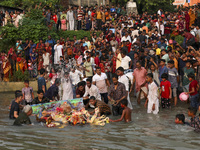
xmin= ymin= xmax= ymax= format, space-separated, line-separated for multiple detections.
xmin=70 ymin=67 xmax=84 ymax=98
xmin=131 ymin=27 xmax=139 ymax=39
xmin=121 ymin=32 xmax=131 ymax=43
xmin=92 ymin=67 xmax=110 ymax=104
xmin=67 ymin=7 xmax=74 ymax=30
xmin=120 ymin=50 xmax=132 ymax=71
xmin=54 ymin=40 xmax=63 ymax=65
xmin=116 ymin=67 xmax=133 ymax=109
xmin=83 ymin=78 xmax=101 ymax=105
xmin=85 ymin=37 xmax=91 ymax=49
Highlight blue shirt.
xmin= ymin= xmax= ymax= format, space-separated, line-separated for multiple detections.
xmin=38 ymin=77 xmax=46 ymax=92
xmin=159 ymin=66 xmax=168 ymax=81
xmin=110 ymin=8 xmax=116 ymax=13
xmin=29 ymin=44 xmax=36 ymax=53
xmin=83 ymin=42 xmax=88 ymax=47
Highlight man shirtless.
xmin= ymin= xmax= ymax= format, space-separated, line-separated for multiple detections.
xmin=109 ymin=99 xmax=131 ymax=123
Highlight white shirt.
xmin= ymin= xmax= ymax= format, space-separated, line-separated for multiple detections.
xmin=54 ymin=44 xmax=63 ymax=64
xmin=83 ymin=84 xmax=101 ymax=100
xmin=69 ymin=70 xmax=84 ymax=85
xmin=92 ymin=73 xmax=108 ymax=93
xmin=43 ymin=53 xmax=50 ymax=66
xmin=121 ymin=36 xmax=131 ymax=43
xmin=157 ymin=10 xmax=161 ymax=16
xmin=120 ymin=56 xmax=131 ymax=70
xmin=131 ymin=30 xmax=139 ymax=38
xmin=67 ymin=10 xmax=74 ymax=21
xmin=118 ymin=75 xmax=129 ymax=91
xmin=147 ymin=82 xmax=159 ymax=104
xmin=85 ymin=41 xmax=91 ymax=48
xmin=147 ymin=81 xmax=159 ymax=114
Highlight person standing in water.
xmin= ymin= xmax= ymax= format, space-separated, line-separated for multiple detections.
xmin=145 ymin=73 xmax=159 ymax=114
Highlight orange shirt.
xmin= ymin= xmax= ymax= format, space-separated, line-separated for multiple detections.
xmin=96 ymin=11 xmax=102 ymax=19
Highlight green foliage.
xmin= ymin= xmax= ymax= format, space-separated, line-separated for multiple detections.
xmin=57 ymin=30 xmax=101 ymax=41
xmin=10 ymin=69 xmax=29 ymax=82
xmin=136 ymin=0 xmax=175 ymax=14
xmin=0 ymin=0 xmax=61 ymax=10
xmin=111 ymin=0 xmax=128 ymax=6
xmin=0 ymin=7 xmax=101 ymax=52
xmin=174 ymin=35 xmax=184 ymax=45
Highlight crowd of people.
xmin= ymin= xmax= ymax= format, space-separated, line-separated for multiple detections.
xmin=3 ymin=4 xmax=200 ymax=131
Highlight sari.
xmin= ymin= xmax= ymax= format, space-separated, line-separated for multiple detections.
xmin=3 ymin=60 xmax=11 ymax=82
xmin=189 ymin=9 xmax=196 ymax=27
xmin=16 ymin=57 xmax=27 ymax=72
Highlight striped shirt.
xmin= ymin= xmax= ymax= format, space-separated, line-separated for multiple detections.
xmin=77 ymin=9 xmax=83 ymax=21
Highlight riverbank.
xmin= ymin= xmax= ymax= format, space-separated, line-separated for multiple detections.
xmin=0 ymin=81 xmax=50 ymax=92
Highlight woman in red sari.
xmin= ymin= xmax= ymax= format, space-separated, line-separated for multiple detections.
xmin=16 ymin=53 xmax=27 ymax=72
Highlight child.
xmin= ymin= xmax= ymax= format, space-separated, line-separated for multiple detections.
xmin=28 ymin=59 xmax=33 ymax=78
xmin=175 ymin=114 xmax=185 ymax=124
xmin=159 ymin=59 xmax=168 ymax=82
xmin=49 ymin=68 xmax=57 ymax=86
xmin=13 ymin=105 xmax=32 ymax=126
xmin=99 ymin=59 xmax=105 ymax=73
xmin=94 ymin=52 xmax=100 ymax=67
xmin=109 ymin=99 xmax=131 ymax=123
xmin=186 ymin=73 xmax=199 ymax=109
xmin=182 ymin=60 xmax=194 ymax=92
xmin=145 ymin=73 xmax=159 ymax=114
xmin=167 ymin=60 xmax=179 ymax=106
xmin=38 ymin=68 xmax=46 ymax=93
xmin=59 ymin=56 xmax=65 ymax=69
xmin=42 ymin=49 xmax=50 ymax=72
xmin=22 ymin=80 xmax=34 ymax=105
xmin=160 ymin=73 xmax=172 ymax=108
xmin=188 ymin=106 xmax=198 ymax=128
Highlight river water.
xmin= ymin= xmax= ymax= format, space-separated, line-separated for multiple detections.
xmin=0 ymin=92 xmax=200 ymax=150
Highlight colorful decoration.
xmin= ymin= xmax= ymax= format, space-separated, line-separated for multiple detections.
xmin=31 ymin=99 xmax=109 ymax=128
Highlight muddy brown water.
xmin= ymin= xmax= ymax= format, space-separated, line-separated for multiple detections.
xmin=0 ymin=92 xmax=199 ymax=150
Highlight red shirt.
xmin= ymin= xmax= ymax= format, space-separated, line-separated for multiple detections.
xmin=36 ymin=43 xmax=45 ymax=53
xmin=99 ymin=63 xmax=105 ymax=73
xmin=45 ymin=46 xmax=52 ymax=56
xmin=189 ymin=80 xmax=198 ymax=96
xmin=126 ymin=43 xmax=132 ymax=53
xmin=53 ymin=15 xmax=57 ymax=23
xmin=160 ymin=80 xmax=171 ymax=99
xmin=94 ymin=57 xmax=100 ymax=67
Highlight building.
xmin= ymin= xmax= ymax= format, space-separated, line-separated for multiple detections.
xmin=68 ymin=0 xmax=109 ymax=6
xmin=173 ymin=0 xmax=200 ymax=6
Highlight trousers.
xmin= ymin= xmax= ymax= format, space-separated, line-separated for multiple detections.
xmin=69 ymin=20 xmax=74 ymax=30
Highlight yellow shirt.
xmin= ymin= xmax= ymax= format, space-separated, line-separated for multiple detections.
xmin=156 ymin=48 xmax=161 ymax=55
xmin=173 ymin=58 xmax=178 ymax=70
xmin=96 ymin=11 xmax=102 ymax=19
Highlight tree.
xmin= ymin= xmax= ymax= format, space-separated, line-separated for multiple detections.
xmin=0 ymin=8 xmax=53 ymax=51
xmin=136 ymin=0 xmax=175 ymax=14
xmin=0 ymin=0 xmax=61 ymax=11
xmin=110 ymin=0 xmax=175 ymax=14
